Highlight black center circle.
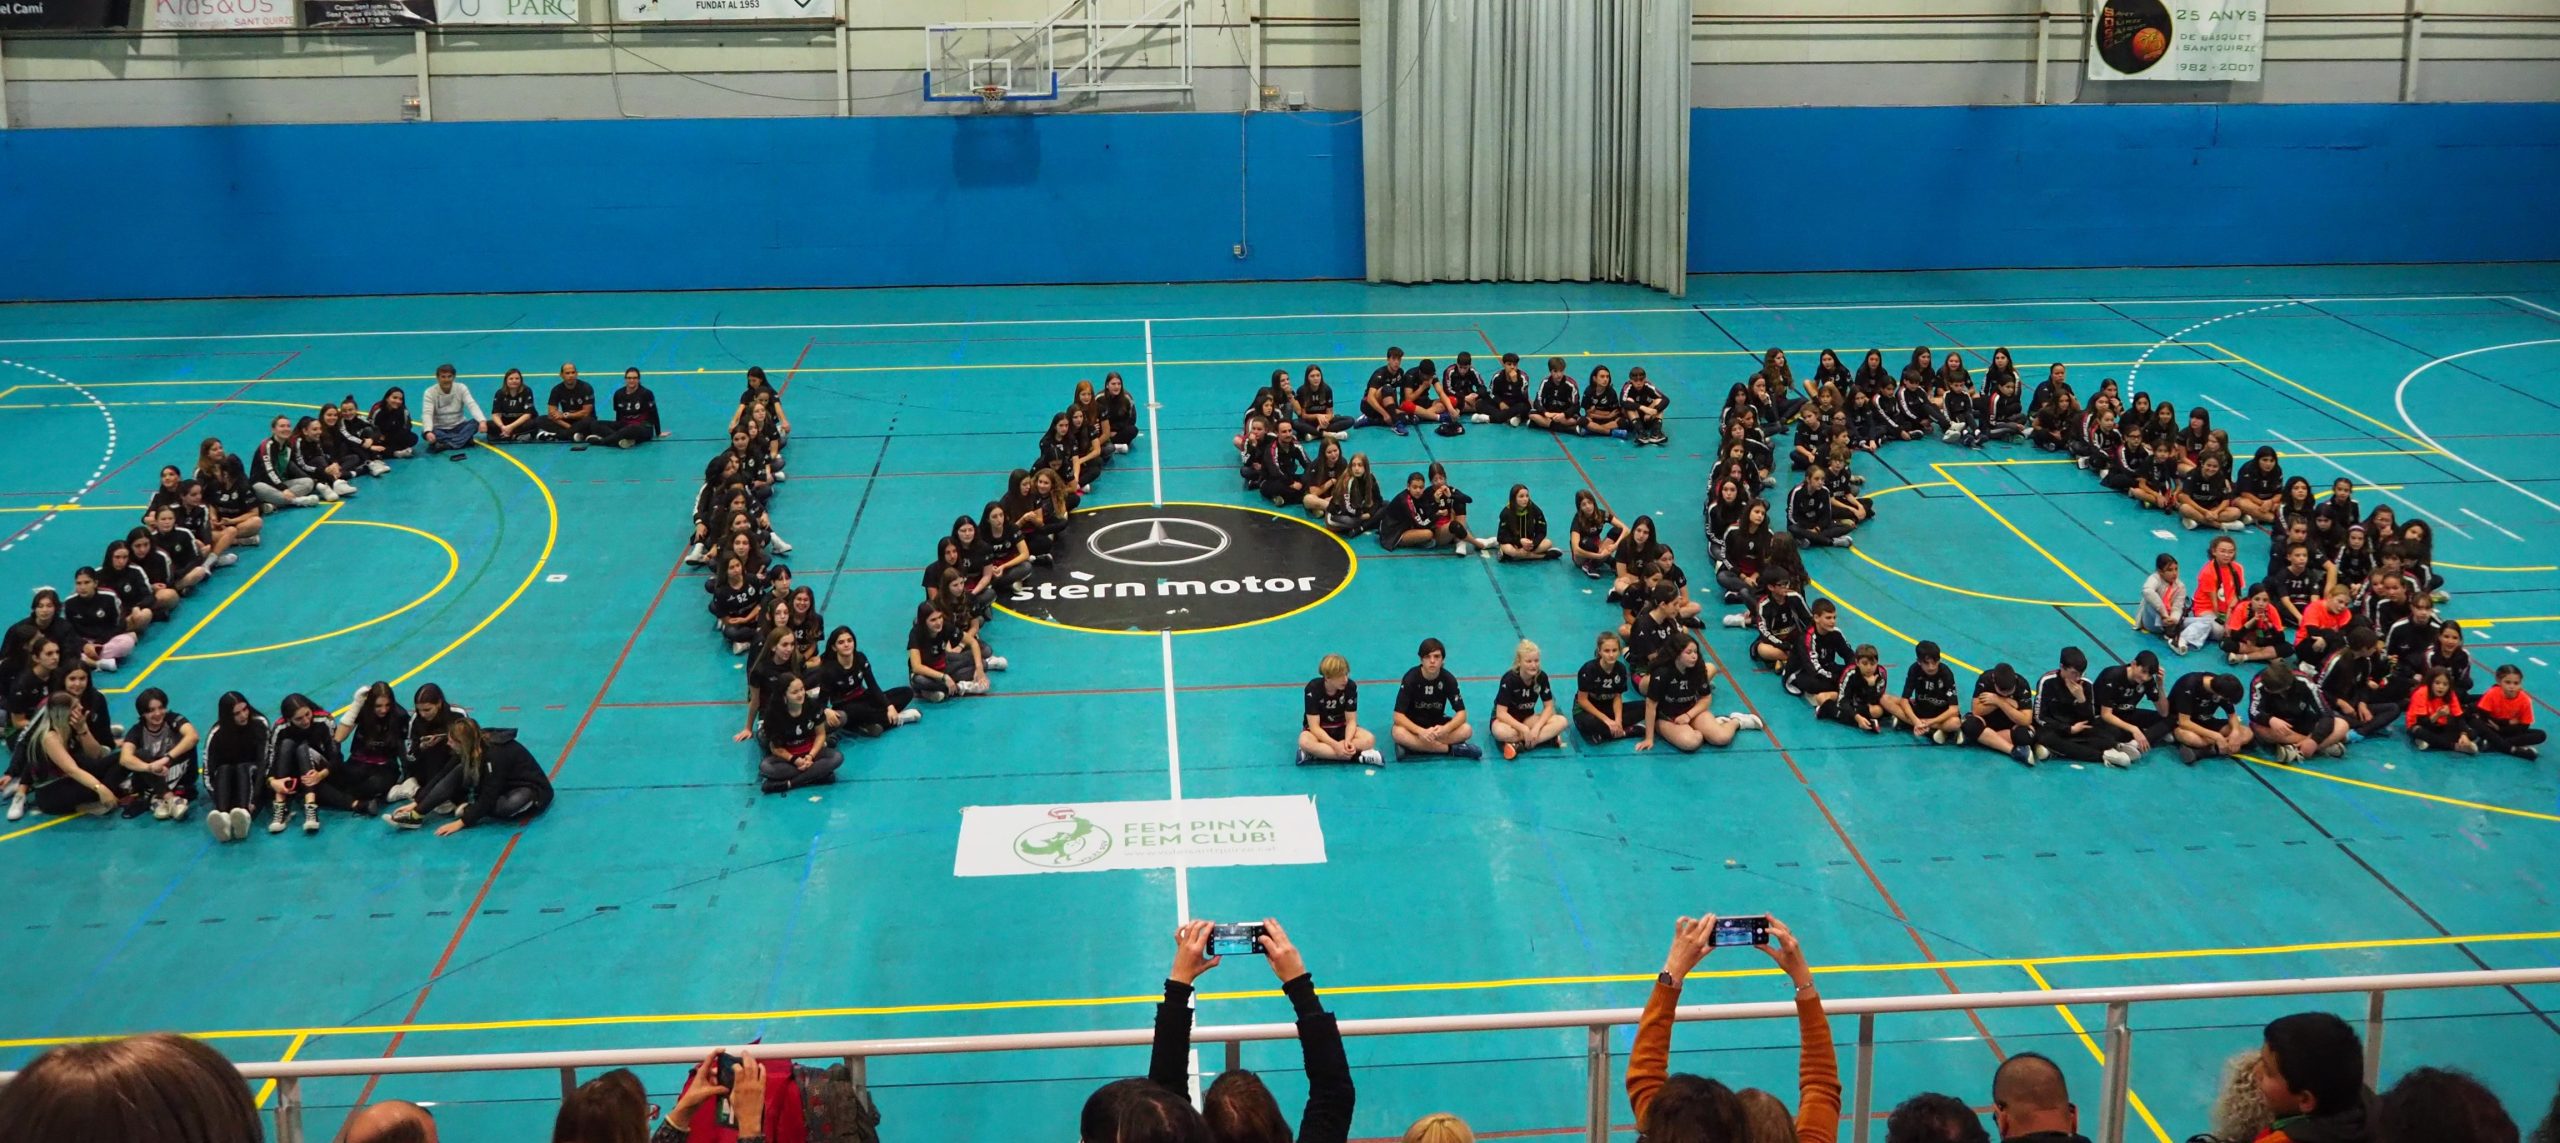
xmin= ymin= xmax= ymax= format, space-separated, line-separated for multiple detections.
xmin=994 ymin=501 xmax=1357 ymax=635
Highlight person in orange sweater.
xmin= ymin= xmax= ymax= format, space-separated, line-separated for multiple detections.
xmin=2179 ymin=535 xmax=2247 ymax=655
xmin=2291 ymin=585 xmax=2356 ymax=666
xmin=1627 ymin=914 xmax=1839 ymax=1143
xmin=2473 ymin=664 xmax=2543 ymax=761
xmin=2406 ymin=669 xmax=2478 ymax=754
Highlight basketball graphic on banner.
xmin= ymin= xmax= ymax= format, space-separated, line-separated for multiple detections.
xmin=2093 ymin=0 xmax=2174 ymax=76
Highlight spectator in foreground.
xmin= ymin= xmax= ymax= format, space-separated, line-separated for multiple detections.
xmin=1079 ymin=1079 xmax=1207 ymax=1143
xmin=1149 ymin=917 xmax=1354 ymax=1143
xmin=2374 ymin=1067 xmax=2515 ymax=1143
xmin=2206 ymin=1049 xmax=2275 ymax=1143
xmin=2254 ymin=1013 xmax=2369 ymax=1143
xmin=645 ymin=1055 xmax=767 ymax=1143
xmin=0 ymin=1033 xmax=260 ymax=1142
xmin=2534 ymin=1082 xmax=2559 ymax=1143
xmin=1627 ymin=913 xmax=1839 ymax=1143
xmin=1402 ymin=1112 xmax=1477 ymax=1143
xmin=1885 ymin=1093 xmax=1989 ymax=1143
xmin=1989 ymin=1053 xmax=2087 ymax=1143
xmin=337 ymin=1100 xmax=437 ymax=1142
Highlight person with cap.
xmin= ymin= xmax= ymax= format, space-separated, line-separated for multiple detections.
xmin=2165 ymin=670 xmax=2253 ymax=764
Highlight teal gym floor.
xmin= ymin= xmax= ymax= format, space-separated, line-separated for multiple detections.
xmin=0 ymin=265 xmax=2555 ymax=1141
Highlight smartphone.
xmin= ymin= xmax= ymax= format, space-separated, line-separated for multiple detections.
xmin=1711 ymin=915 xmax=1770 ymax=948
xmin=1207 ymin=922 xmax=1268 ymax=957
xmin=713 ymin=1052 xmax=741 ymax=1127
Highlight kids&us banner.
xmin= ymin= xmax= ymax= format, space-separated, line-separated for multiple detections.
xmin=149 ymin=0 xmax=289 ymax=30
xmin=2087 ymin=0 xmax=2267 ymax=82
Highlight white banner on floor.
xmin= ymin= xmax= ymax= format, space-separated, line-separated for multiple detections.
xmin=2087 ymin=0 xmax=2266 ymax=82
xmin=615 ymin=0 xmax=830 ymax=21
xmin=956 ymin=795 xmax=1327 ymax=878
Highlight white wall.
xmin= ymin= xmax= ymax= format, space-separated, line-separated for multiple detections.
xmin=3 ymin=0 xmax=2554 ymax=128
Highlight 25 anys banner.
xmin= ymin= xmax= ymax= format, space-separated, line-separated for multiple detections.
xmin=2088 ymin=0 xmax=2267 ymax=82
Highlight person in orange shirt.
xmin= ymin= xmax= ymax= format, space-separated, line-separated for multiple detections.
xmin=2292 ymin=584 xmax=2356 ymax=666
xmin=2474 ymin=664 xmax=2544 ymax=761
xmin=1628 ymin=914 xmax=1838 ymax=1143
xmin=2179 ymin=535 xmax=2246 ymax=655
xmin=2406 ymin=669 xmax=2478 ymax=754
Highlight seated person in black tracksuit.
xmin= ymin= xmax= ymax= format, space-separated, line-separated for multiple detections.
xmin=2033 ymin=647 xmax=2137 ymax=768
xmin=2165 ymin=670 xmax=2252 ymax=764
xmin=2092 ymin=650 xmax=2169 ymax=759
xmin=1486 ymin=353 xmax=1533 ymax=427
xmin=1785 ymin=599 xmax=1852 ymax=711
xmin=2248 ymin=657 xmax=2348 ymax=763
xmin=1899 ymin=640 xmax=1967 ymax=744
xmin=1257 ymin=422 xmax=1310 ymax=506
xmin=1787 ymin=468 xmax=1854 ymax=549
xmin=1391 ymin=638 xmax=1480 ymax=760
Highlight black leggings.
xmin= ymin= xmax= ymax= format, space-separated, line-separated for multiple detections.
xmin=835 ymin=689 xmax=916 ymax=731
xmin=317 ymin=760 xmax=399 ymax=812
xmin=2109 ymin=709 xmax=2172 ymax=745
xmin=588 ymin=420 xmax=655 ymax=447
xmin=2478 ymin=721 xmax=2546 ymax=754
xmin=2036 ymin=722 xmax=2124 ymax=762
xmin=209 ymin=763 xmax=262 ymax=814
xmin=1789 ymin=523 xmax=1851 ymax=548
xmin=2339 ymin=702 xmax=2402 ymax=739
xmin=415 ymin=766 xmax=552 ymax=822
xmin=2409 ymin=721 xmax=2469 ymax=750
xmin=1574 ymin=708 xmax=1633 ymax=743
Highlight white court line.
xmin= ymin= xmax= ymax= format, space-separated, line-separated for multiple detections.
xmin=1142 ymin=317 xmax=1190 ymax=925
xmin=2267 ymin=429 xmax=2473 ymax=539
xmin=2197 ymin=394 xmax=2251 ymax=421
xmin=0 ymin=292 xmax=2523 ymax=347
xmin=2393 ymin=338 xmax=2560 ymax=518
xmin=2505 ymin=296 xmax=2560 ymax=323
xmin=0 ymin=360 xmax=118 ymax=554
xmin=2462 ymin=508 xmax=2526 ymax=543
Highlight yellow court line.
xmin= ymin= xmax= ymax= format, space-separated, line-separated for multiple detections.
xmin=2461 ymin=616 xmax=2560 ymax=629
xmin=1930 ymin=463 xmax=2139 ymax=627
xmin=102 ymin=503 xmax=343 ymax=695
xmin=1804 ymin=575 xmax=1984 ymax=675
xmin=2236 ymin=753 xmax=2560 ymax=823
xmin=2 ymin=926 xmax=2553 ymax=1053
xmin=2201 ymin=344 xmax=2443 ymax=454
xmin=1856 ymin=481 xmax=2111 ymax=609
xmin=375 ymin=442 xmax=556 ymax=697
xmin=2439 ymin=563 xmax=2557 ymax=574
xmin=0 ymin=815 xmax=80 ymax=844
xmin=0 ymin=502 xmax=149 ymax=514
xmin=165 ymin=520 xmax=460 ymax=663
xmin=252 ymin=1032 xmax=310 ymax=1109
xmin=2022 ymin=964 xmax=2175 ymax=1143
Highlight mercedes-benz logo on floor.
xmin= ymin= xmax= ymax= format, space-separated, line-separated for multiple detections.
xmin=1086 ymin=517 xmax=1231 ymax=567
xmin=999 ymin=502 xmax=1356 ymax=635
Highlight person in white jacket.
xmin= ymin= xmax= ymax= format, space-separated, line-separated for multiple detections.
xmin=2138 ymin=552 xmax=2188 ymax=646
xmin=421 ymin=365 xmax=486 ymax=456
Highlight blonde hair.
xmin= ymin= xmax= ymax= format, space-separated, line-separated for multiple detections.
xmin=1511 ymin=639 xmax=1541 ymax=673
xmin=1402 ymin=1112 xmax=1476 ymax=1143
xmin=1318 ymin=653 xmax=1349 ymax=680
xmin=1736 ymin=1088 xmax=1793 ymax=1143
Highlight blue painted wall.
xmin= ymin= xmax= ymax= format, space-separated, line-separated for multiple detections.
xmin=0 ymin=111 xmax=1366 ymax=300
xmin=1688 ymin=102 xmax=2560 ymax=273
xmin=2 ymin=102 xmax=2555 ymax=300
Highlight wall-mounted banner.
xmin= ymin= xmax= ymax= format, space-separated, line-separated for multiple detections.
xmin=149 ymin=0 xmax=289 ymax=30
xmin=615 ymin=0 xmax=826 ymax=19
xmin=436 ymin=0 xmax=575 ymax=23
xmin=955 ymin=796 xmax=1328 ymax=878
xmin=1 ymin=0 xmax=122 ymax=29
xmin=303 ymin=0 xmax=427 ymax=25
xmin=2087 ymin=0 xmax=2266 ymax=82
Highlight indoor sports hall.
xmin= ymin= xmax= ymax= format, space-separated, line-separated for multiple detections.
xmin=0 ymin=6 xmax=2556 ymax=1143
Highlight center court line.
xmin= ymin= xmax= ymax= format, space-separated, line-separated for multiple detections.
xmin=2264 ymin=430 xmax=2474 ymax=540
xmin=2461 ymin=508 xmax=2526 ymax=543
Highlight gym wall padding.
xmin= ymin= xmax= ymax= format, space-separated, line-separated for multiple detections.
xmin=1 ymin=102 xmax=2554 ymax=301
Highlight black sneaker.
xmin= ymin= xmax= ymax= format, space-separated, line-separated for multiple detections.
xmin=760 ymin=777 xmax=791 ymax=795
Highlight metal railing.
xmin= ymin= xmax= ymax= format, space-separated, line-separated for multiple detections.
xmin=16 ymin=966 xmax=2545 ymax=1143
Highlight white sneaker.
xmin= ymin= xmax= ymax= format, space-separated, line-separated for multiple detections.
xmin=2275 ymin=743 xmax=2303 ymax=763
xmin=1721 ymin=612 xmax=1750 ymax=629
xmin=216 ymin=553 xmax=239 ymax=568
xmin=97 ymin=658 xmax=118 ymax=674
xmin=5 ymin=792 xmax=22 ymax=822
xmin=1478 ymin=544 xmax=1494 ymax=559
xmin=332 ymin=480 xmax=359 ymax=497
xmin=2032 ymin=745 xmax=2051 ymax=762
xmin=1356 ymin=748 xmax=1383 ymax=766
xmin=394 ymin=448 xmax=415 ymax=459
xmin=302 ymin=804 xmax=321 ymax=834
xmin=895 ymin=708 xmax=922 ymax=725
xmin=268 ymin=805 xmax=289 ymax=833
xmin=770 ymin=534 xmax=795 ymax=555
xmin=1114 ymin=443 xmax=1131 ymax=453
xmin=229 ymin=808 xmax=251 ymax=837
xmin=151 ymin=795 xmax=173 ymax=820
xmin=1731 ymin=712 xmax=1764 ymax=731
xmin=166 ymin=797 xmax=190 ymax=822
xmin=2320 ymin=741 xmax=2347 ymax=758
xmin=1323 ymin=430 xmax=1348 ymax=441
xmin=366 ymin=461 xmax=390 ymax=477
xmin=315 ymin=486 xmax=339 ymax=503
xmin=294 ymin=496 xmax=321 ymax=508
xmin=985 ymin=655 xmax=1009 ymax=671
xmin=2219 ymin=520 xmax=2247 ymax=531
xmin=385 ymin=778 xmax=420 ymax=803
xmin=956 ymin=679 xmax=990 ymax=696
xmin=684 ymin=543 xmax=709 ymax=565
xmin=2101 ymin=747 xmax=2133 ymax=769
xmin=209 ymin=809 xmax=235 ymax=842
xmin=1469 ymin=413 xmax=1490 ymax=424
xmin=2181 ymin=517 xmax=2198 ymax=530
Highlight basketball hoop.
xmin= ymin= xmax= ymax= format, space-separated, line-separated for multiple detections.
xmin=974 ymin=84 xmax=1007 ymax=105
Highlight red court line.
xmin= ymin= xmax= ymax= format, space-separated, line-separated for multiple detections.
xmin=356 ymin=554 xmax=689 ymax=1098
xmin=776 ymin=337 xmax=816 ymax=399
xmin=354 ymin=831 xmax=521 ymax=1106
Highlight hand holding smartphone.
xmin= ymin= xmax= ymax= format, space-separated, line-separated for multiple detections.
xmin=1710 ymin=914 xmax=1771 ymax=947
xmin=1206 ymin=922 xmax=1269 ymax=958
